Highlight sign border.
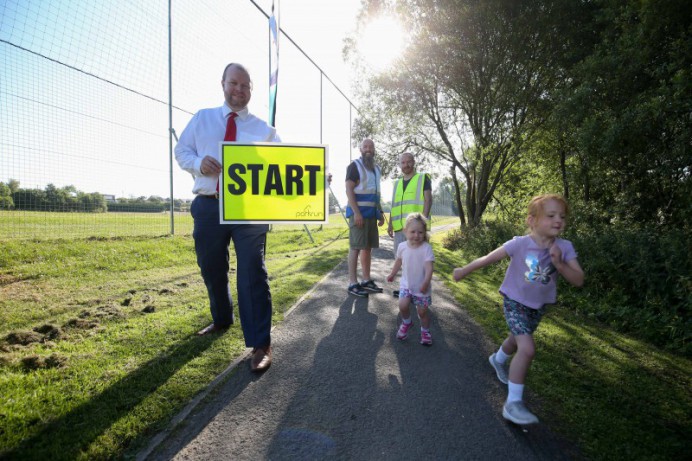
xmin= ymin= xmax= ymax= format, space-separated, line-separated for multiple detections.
xmin=219 ymin=142 xmax=329 ymax=225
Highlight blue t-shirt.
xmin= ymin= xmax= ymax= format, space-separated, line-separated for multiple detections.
xmin=499 ymin=235 xmax=578 ymax=309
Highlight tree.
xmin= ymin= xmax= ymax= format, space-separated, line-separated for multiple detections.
xmin=553 ymin=0 xmax=692 ymax=228
xmin=350 ymin=0 xmax=586 ymax=227
xmin=0 ymin=182 xmax=14 ymax=209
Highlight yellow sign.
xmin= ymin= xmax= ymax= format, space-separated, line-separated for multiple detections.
xmin=220 ymin=143 xmax=328 ymax=224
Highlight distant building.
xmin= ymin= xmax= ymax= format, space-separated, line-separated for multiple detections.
xmin=102 ymin=194 xmax=116 ymax=203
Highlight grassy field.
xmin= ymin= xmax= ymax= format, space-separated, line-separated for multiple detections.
xmin=1 ymin=213 xmax=689 ymax=460
xmin=0 ymin=210 xmax=195 ymax=240
xmin=0 ymin=213 xmax=356 ymax=459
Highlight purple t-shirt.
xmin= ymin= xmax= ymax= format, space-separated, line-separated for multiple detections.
xmin=499 ymin=235 xmax=578 ymax=309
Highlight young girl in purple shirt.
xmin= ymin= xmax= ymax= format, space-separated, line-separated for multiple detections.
xmin=453 ymin=194 xmax=584 ymax=425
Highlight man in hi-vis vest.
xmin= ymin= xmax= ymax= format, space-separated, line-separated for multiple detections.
xmin=387 ymin=152 xmax=433 ymax=297
xmin=345 ymin=139 xmax=386 ymax=298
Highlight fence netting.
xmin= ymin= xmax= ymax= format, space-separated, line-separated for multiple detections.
xmin=0 ymin=0 xmax=456 ymax=240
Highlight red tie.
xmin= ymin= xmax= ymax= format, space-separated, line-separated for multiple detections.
xmin=217 ymin=112 xmax=238 ymax=193
xmin=225 ymin=112 xmax=238 ymax=141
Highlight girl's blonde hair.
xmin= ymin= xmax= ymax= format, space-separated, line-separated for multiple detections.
xmin=404 ymin=212 xmax=430 ymax=242
xmin=526 ymin=194 xmax=569 ymax=228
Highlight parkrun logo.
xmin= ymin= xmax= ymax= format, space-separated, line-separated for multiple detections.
xmin=295 ymin=205 xmax=322 ymax=218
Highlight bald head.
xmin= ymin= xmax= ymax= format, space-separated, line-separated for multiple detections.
xmin=222 ymin=63 xmax=251 ymax=81
xmin=399 ymin=152 xmax=415 ymax=179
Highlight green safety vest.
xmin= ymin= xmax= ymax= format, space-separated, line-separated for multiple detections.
xmin=390 ymin=173 xmax=428 ymax=232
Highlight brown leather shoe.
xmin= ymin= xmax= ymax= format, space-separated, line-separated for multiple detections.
xmin=196 ymin=323 xmax=228 ymax=336
xmin=250 ymin=345 xmax=272 ymax=372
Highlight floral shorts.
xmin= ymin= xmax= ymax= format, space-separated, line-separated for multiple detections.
xmin=400 ymin=288 xmax=432 ymax=309
xmin=503 ymin=296 xmax=546 ymax=335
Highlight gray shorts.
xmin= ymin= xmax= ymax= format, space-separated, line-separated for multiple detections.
xmin=349 ymin=217 xmax=379 ymax=250
xmin=393 ymin=230 xmax=406 ymax=254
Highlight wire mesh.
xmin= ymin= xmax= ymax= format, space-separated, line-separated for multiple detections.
xmin=0 ymin=1 xmax=455 ymax=240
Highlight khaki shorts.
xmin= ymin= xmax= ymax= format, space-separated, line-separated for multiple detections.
xmin=349 ymin=217 xmax=380 ymax=250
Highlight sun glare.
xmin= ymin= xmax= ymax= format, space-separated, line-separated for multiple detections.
xmin=358 ymin=16 xmax=407 ymax=73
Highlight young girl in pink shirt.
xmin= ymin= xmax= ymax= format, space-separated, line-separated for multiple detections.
xmin=453 ymin=194 xmax=584 ymax=425
xmin=387 ymin=213 xmax=435 ymax=345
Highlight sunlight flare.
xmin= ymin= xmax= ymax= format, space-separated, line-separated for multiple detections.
xmin=358 ymin=15 xmax=407 ymax=73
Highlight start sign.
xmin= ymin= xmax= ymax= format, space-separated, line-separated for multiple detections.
xmin=219 ymin=143 xmax=328 ymax=224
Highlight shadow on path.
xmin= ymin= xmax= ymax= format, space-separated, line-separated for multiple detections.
xmin=143 ymin=240 xmax=579 ymax=460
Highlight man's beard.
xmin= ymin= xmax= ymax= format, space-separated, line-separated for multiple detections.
xmin=362 ymin=155 xmax=375 ymax=170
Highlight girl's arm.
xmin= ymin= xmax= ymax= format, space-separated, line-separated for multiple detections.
xmin=550 ymin=243 xmax=585 ymax=287
xmin=386 ymin=258 xmax=402 ymax=282
xmin=453 ymin=246 xmax=508 ymax=282
xmin=420 ymin=261 xmax=434 ymax=294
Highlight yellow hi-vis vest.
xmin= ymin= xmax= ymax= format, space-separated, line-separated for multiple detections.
xmin=390 ymin=173 xmax=428 ymax=232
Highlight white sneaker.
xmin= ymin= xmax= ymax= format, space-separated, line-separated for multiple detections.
xmin=489 ymin=353 xmax=509 ymax=384
xmin=502 ymin=401 xmax=539 ymax=425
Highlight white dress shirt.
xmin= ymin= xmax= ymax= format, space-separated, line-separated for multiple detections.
xmin=175 ymin=103 xmax=281 ymax=195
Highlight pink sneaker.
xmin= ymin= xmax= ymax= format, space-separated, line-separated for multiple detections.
xmin=420 ymin=330 xmax=432 ymax=346
xmin=396 ymin=321 xmax=413 ymax=340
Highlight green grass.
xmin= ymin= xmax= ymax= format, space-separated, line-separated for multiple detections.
xmin=432 ymin=235 xmax=692 ymax=461
xmin=0 ymin=210 xmax=194 ymax=240
xmin=0 ymin=215 xmax=353 ymax=460
xmin=7 ymin=213 xmax=687 ymax=460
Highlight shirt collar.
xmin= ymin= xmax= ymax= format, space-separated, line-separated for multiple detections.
xmin=527 ymin=235 xmax=553 ymax=250
xmin=223 ymin=103 xmax=249 ymax=121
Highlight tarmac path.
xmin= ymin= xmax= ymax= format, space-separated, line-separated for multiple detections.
xmin=139 ymin=229 xmax=577 ymax=460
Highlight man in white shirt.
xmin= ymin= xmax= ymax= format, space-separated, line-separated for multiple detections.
xmin=175 ymin=63 xmax=277 ymax=372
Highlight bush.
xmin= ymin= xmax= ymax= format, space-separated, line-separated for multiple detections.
xmin=562 ymin=225 xmax=691 ymax=356
xmin=442 ymin=220 xmax=521 ymax=257
xmin=443 ymin=219 xmax=691 ymax=356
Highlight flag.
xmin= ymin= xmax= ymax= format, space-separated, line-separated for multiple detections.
xmin=269 ymin=0 xmax=280 ymax=127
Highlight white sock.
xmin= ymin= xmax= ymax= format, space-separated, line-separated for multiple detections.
xmin=507 ymin=381 xmax=524 ymax=403
xmin=402 ymin=317 xmax=412 ymax=324
xmin=421 ymin=327 xmax=429 ymax=333
xmin=496 ymin=346 xmax=510 ymax=363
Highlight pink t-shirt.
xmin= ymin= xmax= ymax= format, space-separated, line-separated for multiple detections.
xmin=396 ymin=241 xmax=435 ymax=296
xmin=499 ymin=235 xmax=578 ymax=309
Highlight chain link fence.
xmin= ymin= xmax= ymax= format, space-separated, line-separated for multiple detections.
xmin=0 ymin=1 xmax=355 ymax=240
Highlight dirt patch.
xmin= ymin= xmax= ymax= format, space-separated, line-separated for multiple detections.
xmin=64 ymin=318 xmax=100 ymax=329
xmin=33 ymin=324 xmax=62 ymax=341
xmin=142 ymin=305 xmax=156 ymax=313
xmin=94 ymin=304 xmax=125 ymax=319
xmin=21 ymin=353 xmax=68 ymax=371
xmin=0 ymin=273 xmax=23 ymax=286
xmin=5 ymin=330 xmax=43 ymax=345
xmin=158 ymin=288 xmax=176 ymax=295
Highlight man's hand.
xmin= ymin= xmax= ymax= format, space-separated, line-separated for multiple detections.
xmin=387 ymin=224 xmax=394 ymax=238
xmin=200 ymin=155 xmax=221 ymax=176
xmin=378 ymin=215 xmax=385 ymax=227
xmin=353 ymin=211 xmax=364 ymax=228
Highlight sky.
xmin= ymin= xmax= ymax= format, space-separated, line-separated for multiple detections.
xmin=0 ymin=0 xmax=401 ymax=206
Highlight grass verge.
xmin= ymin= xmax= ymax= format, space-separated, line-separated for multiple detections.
xmin=432 ymin=235 xmax=692 ymax=461
xmin=0 ymin=221 xmax=351 ymax=460
xmin=7 ymin=214 xmax=681 ymax=460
